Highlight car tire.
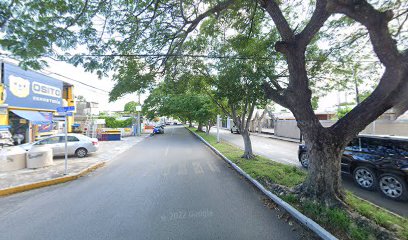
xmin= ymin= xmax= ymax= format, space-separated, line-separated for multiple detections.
xmin=378 ymin=174 xmax=408 ymax=201
xmin=299 ymin=152 xmax=309 ymax=168
xmin=353 ymin=166 xmax=377 ymax=191
xmin=75 ymin=148 xmax=88 ymax=158
xmin=230 ymin=129 xmax=233 ymax=133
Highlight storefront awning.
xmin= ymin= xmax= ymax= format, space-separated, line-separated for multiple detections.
xmin=10 ymin=110 xmax=49 ymax=124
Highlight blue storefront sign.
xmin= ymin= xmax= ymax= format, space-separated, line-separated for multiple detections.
xmin=2 ymin=63 xmax=63 ymax=110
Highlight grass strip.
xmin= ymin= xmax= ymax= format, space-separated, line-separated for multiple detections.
xmin=188 ymin=127 xmax=408 ymax=240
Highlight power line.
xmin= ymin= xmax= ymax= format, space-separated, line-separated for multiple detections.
xmin=42 ymin=70 xmax=110 ymax=93
xmin=42 ymin=71 xmax=139 ymax=102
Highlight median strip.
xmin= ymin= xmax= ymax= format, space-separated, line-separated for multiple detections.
xmin=186 ymin=127 xmax=408 ymax=240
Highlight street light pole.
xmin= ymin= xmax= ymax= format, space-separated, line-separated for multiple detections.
xmin=217 ymin=115 xmax=220 ymax=143
xmin=137 ymin=92 xmax=141 ymax=136
xmin=64 ymin=115 xmax=68 ymax=175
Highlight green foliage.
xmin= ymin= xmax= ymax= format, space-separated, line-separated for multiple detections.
xmin=311 ymin=96 xmax=319 ymax=110
xmin=99 ymin=116 xmax=133 ymax=128
xmin=124 ymin=101 xmax=139 ymax=113
xmin=0 ymin=0 xmax=102 ymax=69
xmin=190 ymin=127 xmax=306 ymax=187
xmin=337 ymin=107 xmax=353 ymax=119
xmin=345 ymin=192 xmax=408 ymax=240
xmin=110 ymin=60 xmax=156 ymax=101
xmin=142 ymin=81 xmax=219 ymax=124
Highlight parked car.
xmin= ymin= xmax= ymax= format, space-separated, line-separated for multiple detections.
xmin=153 ymin=125 xmax=164 ymax=134
xmin=21 ymin=133 xmax=99 ymax=158
xmin=230 ymin=125 xmax=240 ymax=134
xmin=298 ymin=134 xmax=408 ymax=201
xmin=173 ymin=122 xmax=178 ymax=125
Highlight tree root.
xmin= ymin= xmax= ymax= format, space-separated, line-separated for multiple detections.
xmin=241 ymin=153 xmax=255 ymax=159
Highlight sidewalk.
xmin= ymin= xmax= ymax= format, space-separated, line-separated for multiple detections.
xmin=251 ymin=131 xmax=301 ymax=143
xmin=0 ymin=135 xmax=148 ymax=191
xmin=221 ymin=127 xmax=301 ymax=143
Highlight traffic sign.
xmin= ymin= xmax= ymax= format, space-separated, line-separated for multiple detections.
xmin=56 ymin=112 xmax=73 ymax=117
xmin=57 ymin=106 xmax=75 ymax=112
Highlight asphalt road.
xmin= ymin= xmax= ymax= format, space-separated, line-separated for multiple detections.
xmin=0 ymin=126 xmax=311 ymax=240
xmin=210 ymin=128 xmax=408 ymax=217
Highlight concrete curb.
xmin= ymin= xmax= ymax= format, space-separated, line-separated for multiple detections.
xmin=186 ymin=127 xmax=337 ymax=240
xmin=0 ymin=162 xmax=106 ymax=197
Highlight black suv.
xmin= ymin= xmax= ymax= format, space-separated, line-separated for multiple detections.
xmin=298 ymin=135 xmax=408 ymax=201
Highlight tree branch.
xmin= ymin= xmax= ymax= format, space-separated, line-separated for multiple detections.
xmin=327 ymin=0 xmax=402 ymax=66
xmin=263 ymin=81 xmax=289 ymax=108
xmin=259 ymin=0 xmax=294 ymax=40
xmin=297 ymin=0 xmax=331 ymax=48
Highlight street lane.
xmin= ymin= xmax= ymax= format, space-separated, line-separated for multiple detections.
xmin=209 ymin=128 xmax=408 ymax=217
xmin=0 ymin=126 xmax=309 ymax=240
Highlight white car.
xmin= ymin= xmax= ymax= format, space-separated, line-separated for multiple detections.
xmin=230 ymin=125 xmax=240 ymax=134
xmin=21 ymin=133 xmax=99 ymax=158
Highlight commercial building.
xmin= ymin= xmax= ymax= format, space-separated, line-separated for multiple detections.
xmin=0 ymin=62 xmax=75 ymax=144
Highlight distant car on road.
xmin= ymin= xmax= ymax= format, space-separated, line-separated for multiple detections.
xmin=298 ymin=134 xmax=408 ymax=201
xmin=21 ymin=133 xmax=99 ymax=158
xmin=173 ymin=122 xmax=178 ymax=125
xmin=230 ymin=125 xmax=240 ymax=134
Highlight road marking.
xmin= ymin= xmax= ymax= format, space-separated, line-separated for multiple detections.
xmin=164 ymin=146 xmax=169 ymax=157
xmin=178 ymin=162 xmax=188 ymax=175
xmin=206 ymin=161 xmax=220 ymax=172
xmin=192 ymin=161 xmax=204 ymax=174
xmin=162 ymin=164 xmax=171 ymax=176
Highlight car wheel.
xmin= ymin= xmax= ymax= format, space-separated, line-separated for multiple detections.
xmin=75 ymin=148 xmax=88 ymax=158
xmin=230 ymin=129 xmax=233 ymax=133
xmin=353 ymin=166 xmax=377 ymax=191
xmin=379 ymin=174 xmax=408 ymax=201
xmin=299 ymin=152 xmax=309 ymax=168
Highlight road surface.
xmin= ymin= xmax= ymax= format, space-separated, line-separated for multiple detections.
xmin=210 ymin=127 xmax=408 ymax=217
xmin=0 ymin=126 xmax=310 ymax=240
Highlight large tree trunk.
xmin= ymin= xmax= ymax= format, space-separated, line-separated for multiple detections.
xmin=197 ymin=122 xmax=203 ymax=132
xmin=301 ymin=128 xmax=345 ymax=206
xmin=188 ymin=118 xmax=193 ymax=127
xmin=241 ymin=130 xmax=254 ymax=159
xmin=206 ymin=121 xmax=212 ymax=135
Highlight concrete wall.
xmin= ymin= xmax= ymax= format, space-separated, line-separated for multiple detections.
xmin=361 ymin=120 xmax=408 ymax=136
xmin=274 ymin=119 xmax=408 ymax=139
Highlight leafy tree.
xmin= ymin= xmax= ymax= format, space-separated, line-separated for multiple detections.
xmin=124 ymin=101 xmax=139 ymax=114
xmin=336 ymin=107 xmax=353 ymax=119
xmin=142 ymin=83 xmax=218 ymax=129
xmin=100 ymin=116 xmax=133 ymax=128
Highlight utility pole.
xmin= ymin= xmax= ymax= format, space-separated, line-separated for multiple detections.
xmin=137 ymin=92 xmax=141 ymax=136
xmin=217 ymin=115 xmax=220 ymax=143
xmin=64 ymin=115 xmax=68 ymax=175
